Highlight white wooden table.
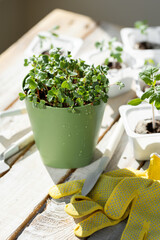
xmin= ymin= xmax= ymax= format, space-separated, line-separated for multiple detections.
xmin=0 ymin=9 xmax=147 ymax=240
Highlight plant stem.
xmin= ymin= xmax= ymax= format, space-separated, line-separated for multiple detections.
xmin=152 ymin=103 xmax=156 ymax=130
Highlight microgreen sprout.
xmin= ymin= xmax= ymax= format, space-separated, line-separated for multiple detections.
xmin=95 ymin=37 xmax=123 ymax=65
xmin=19 ymin=48 xmax=109 ymax=112
xmin=134 ymin=20 xmax=148 ymax=35
xmin=144 ymin=59 xmax=155 ymax=66
xmin=38 ymin=25 xmax=60 ymax=48
xmin=128 ymin=65 xmax=160 ymax=129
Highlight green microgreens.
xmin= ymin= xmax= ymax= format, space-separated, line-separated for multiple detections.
xmin=128 ymin=65 xmax=160 ymax=129
xmin=134 ymin=20 xmax=148 ymax=35
xmin=19 ymin=48 xmax=109 ymax=111
xmin=95 ymin=37 xmax=123 ymax=64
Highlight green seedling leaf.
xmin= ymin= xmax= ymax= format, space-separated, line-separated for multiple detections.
xmin=128 ymin=98 xmax=143 ymax=106
xmin=104 ymin=58 xmax=109 ymax=65
xmin=27 ymin=78 xmax=38 ymax=90
xmin=141 ymin=87 xmax=154 ymax=100
xmin=19 ymin=93 xmax=26 ymax=100
xmin=24 ymin=59 xmax=29 ymax=66
xmin=38 ymin=100 xmax=46 ymax=109
xmin=116 ymin=81 xmax=125 ymax=89
xmin=144 ymin=59 xmax=155 ymax=66
xmin=76 ymin=98 xmax=84 ymax=106
xmin=115 ymin=46 xmax=123 ymax=52
xmin=155 ymin=74 xmax=160 ymax=80
xmin=61 ymin=80 xmax=72 ymax=90
xmin=134 ymin=20 xmax=148 ymax=35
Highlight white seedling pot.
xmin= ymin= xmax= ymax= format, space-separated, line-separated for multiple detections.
xmin=25 ymin=31 xmax=83 ymax=58
xmin=82 ymin=49 xmax=137 ymax=98
xmin=119 ymin=104 xmax=160 ymax=160
xmin=121 ymin=27 xmax=160 ymax=61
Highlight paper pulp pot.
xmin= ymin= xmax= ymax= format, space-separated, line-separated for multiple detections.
xmin=120 ymin=27 xmax=160 ymax=61
xmin=119 ymin=104 xmax=160 ymax=161
xmin=25 ymin=99 xmax=106 ymax=168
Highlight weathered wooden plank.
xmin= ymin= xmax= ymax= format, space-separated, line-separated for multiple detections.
xmin=0 ymin=144 xmax=73 ymax=240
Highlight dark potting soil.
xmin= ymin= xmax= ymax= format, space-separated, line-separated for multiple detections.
xmin=41 ymin=50 xmax=64 ymax=56
xmin=135 ymin=119 xmax=160 ymax=134
xmin=107 ymin=61 xmax=122 ymax=69
xmin=41 ymin=50 xmax=50 ymax=55
xmin=135 ymin=41 xmax=160 ymax=50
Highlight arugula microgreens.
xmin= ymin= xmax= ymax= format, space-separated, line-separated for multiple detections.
xmin=134 ymin=20 xmax=148 ymax=35
xmin=95 ymin=37 xmax=123 ymax=65
xmin=19 ymin=48 xmax=109 ymax=112
xmin=128 ymin=66 xmax=160 ymax=129
xmin=38 ymin=25 xmax=60 ymax=48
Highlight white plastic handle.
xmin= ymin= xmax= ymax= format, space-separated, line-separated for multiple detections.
xmin=0 ymin=108 xmax=27 ymax=118
xmin=3 ymin=132 xmax=34 ymax=160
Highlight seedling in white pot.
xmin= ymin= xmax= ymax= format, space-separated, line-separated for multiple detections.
xmin=25 ymin=25 xmax=83 ymax=58
xmin=93 ymin=38 xmax=135 ymax=98
xmin=135 ymin=59 xmax=159 ymax=98
xmin=134 ymin=21 xmax=160 ymax=50
xmin=120 ymin=65 xmax=160 ymax=160
xmin=121 ymin=20 xmax=160 ymax=61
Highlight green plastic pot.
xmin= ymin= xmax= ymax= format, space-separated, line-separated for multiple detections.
xmin=25 ymin=98 xmax=106 ymax=168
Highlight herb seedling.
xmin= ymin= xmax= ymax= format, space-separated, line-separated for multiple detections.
xmin=95 ymin=37 xmax=123 ymax=65
xmin=38 ymin=25 xmax=60 ymax=48
xmin=128 ymin=66 xmax=160 ymax=129
xmin=134 ymin=20 xmax=148 ymax=35
xmin=19 ymin=48 xmax=109 ymax=112
xmin=144 ymin=59 xmax=155 ymax=66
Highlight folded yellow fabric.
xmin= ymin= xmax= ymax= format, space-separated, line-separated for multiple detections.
xmin=49 ymin=153 xmax=160 ymax=238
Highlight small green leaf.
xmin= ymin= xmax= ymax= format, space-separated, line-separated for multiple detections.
xmin=149 ymin=93 xmax=157 ymax=104
xmin=66 ymin=97 xmax=74 ymax=107
xmin=51 ymin=33 xmax=58 ymax=37
xmin=38 ymin=100 xmax=46 ymax=109
xmin=92 ymin=76 xmax=97 ymax=82
xmin=76 ymin=98 xmax=84 ymax=106
xmin=19 ymin=93 xmax=26 ymax=100
xmin=24 ymin=59 xmax=29 ymax=66
xmin=116 ymin=81 xmax=125 ymax=89
xmin=155 ymin=74 xmax=160 ymax=80
xmin=134 ymin=20 xmax=148 ymax=35
xmin=60 ymin=61 xmax=68 ymax=69
xmin=42 ymin=55 xmax=49 ymax=63
xmin=27 ymin=78 xmax=38 ymax=90
xmin=155 ymin=101 xmax=160 ymax=110
xmin=61 ymin=81 xmax=71 ymax=90
xmin=115 ymin=46 xmax=123 ymax=52
xmin=128 ymin=98 xmax=143 ymax=106
xmin=139 ymin=74 xmax=153 ymax=85
xmin=141 ymin=87 xmax=154 ymax=100
xmin=104 ymin=58 xmax=109 ymax=65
